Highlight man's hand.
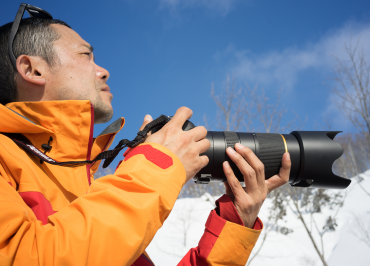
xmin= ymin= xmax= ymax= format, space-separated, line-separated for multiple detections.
xmin=141 ymin=107 xmax=210 ymax=183
xmin=223 ymin=143 xmax=291 ymax=228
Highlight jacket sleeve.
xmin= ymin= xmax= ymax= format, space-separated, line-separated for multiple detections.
xmin=177 ymin=195 xmax=263 ymax=266
xmin=0 ymin=143 xmax=185 ymax=266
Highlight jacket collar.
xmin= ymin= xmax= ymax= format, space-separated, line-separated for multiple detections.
xmin=2 ymin=100 xmax=124 ymax=164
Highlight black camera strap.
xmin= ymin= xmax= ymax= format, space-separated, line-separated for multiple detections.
xmin=101 ymin=115 xmax=170 ymax=168
xmin=1 ymin=115 xmax=171 ymax=168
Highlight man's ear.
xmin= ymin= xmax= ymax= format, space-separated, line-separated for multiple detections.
xmin=16 ymin=55 xmax=47 ymax=86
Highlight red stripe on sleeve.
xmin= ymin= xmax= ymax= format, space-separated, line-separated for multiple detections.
xmin=124 ymin=145 xmax=173 ymax=169
xmin=19 ymin=191 xmax=56 ymax=225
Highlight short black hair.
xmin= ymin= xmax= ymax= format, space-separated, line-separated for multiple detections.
xmin=0 ymin=17 xmax=71 ymax=105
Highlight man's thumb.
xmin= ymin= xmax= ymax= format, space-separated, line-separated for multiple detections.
xmin=144 ymin=114 xmax=153 ymax=123
xmin=139 ymin=114 xmax=153 ymax=131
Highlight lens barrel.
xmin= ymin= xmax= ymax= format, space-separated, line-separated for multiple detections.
xmin=193 ymin=131 xmax=351 ymax=189
xmin=152 ymin=116 xmax=351 ymax=189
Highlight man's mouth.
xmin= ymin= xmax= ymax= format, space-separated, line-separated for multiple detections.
xmin=101 ymin=86 xmax=113 ymax=97
xmin=101 ymin=86 xmax=110 ymax=92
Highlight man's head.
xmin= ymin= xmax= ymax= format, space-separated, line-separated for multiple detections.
xmin=0 ymin=17 xmax=113 ymax=124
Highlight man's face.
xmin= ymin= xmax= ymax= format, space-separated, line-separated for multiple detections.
xmin=46 ymin=24 xmax=113 ymax=124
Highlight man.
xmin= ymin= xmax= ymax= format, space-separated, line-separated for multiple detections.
xmin=0 ymin=4 xmax=291 ymax=265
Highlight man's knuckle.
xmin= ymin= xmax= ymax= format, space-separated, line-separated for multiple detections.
xmin=245 ymin=169 xmax=256 ymax=179
xmin=256 ymin=164 xmax=265 ymax=175
xmin=230 ymin=180 xmax=240 ymax=188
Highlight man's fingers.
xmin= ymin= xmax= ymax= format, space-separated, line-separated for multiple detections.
xmin=223 ymin=161 xmax=247 ymax=199
xmin=197 ymin=138 xmax=211 ymax=154
xmin=166 ymin=107 xmax=193 ymax=129
xmin=190 ymin=126 xmax=208 ymax=141
xmin=199 ymin=155 xmax=210 ymax=169
xmin=226 ymin=147 xmax=259 ymax=195
xmin=139 ymin=114 xmax=153 ymax=131
xmin=265 ymin=152 xmax=291 ymax=193
xmin=235 ymin=144 xmax=265 ymax=190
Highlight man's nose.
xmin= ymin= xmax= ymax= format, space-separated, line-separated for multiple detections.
xmin=96 ymin=64 xmax=110 ymax=82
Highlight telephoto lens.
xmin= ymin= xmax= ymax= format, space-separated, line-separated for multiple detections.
xmin=179 ymin=120 xmax=350 ymax=190
xmin=152 ymin=116 xmax=351 ymax=190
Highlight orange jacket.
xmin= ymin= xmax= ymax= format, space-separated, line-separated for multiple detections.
xmin=0 ymin=100 xmax=262 ymax=266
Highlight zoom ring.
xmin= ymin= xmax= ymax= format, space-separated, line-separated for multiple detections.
xmin=255 ymin=133 xmax=286 ymax=179
xmin=224 ymin=131 xmax=240 ymax=149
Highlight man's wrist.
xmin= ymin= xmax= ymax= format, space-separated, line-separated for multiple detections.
xmin=215 ymin=194 xmax=263 ymax=229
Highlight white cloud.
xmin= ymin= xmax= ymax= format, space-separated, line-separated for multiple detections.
xmin=324 ymin=93 xmax=355 ymax=132
xmin=159 ymin=0 xmax=239 ymax=16
xmin=224 ymin=21 xmax=370 ymax=90
xmin=217 ymin=20 xmax=370 ymax=132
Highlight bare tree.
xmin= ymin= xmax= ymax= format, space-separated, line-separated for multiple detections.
xmin=330 ymin=41 xmax=370 ymax=141
xmin=210 ymin=74 xmax=253 ymax=131
xmin=351 ymin=212 xmax=370 ymax=248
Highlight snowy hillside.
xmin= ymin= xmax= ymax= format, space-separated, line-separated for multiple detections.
xmin=147 ymin=171 xmax=370 ymax=266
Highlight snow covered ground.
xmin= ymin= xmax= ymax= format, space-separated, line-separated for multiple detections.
xmin=147 ymin=171 xmax=370 ymax=266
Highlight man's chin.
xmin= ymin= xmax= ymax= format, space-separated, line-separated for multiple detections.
xmin=94 ymin=111 xmax=113 ymax=124
xmin=93 ymin=103 xmax=113 ymax=124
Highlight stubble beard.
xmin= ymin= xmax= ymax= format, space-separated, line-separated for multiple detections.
xmin=92 ymin=83 xmax=113 ymax=124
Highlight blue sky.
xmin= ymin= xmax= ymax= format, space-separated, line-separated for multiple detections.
xmin=2 ymin=0 xmax=370 ymax=166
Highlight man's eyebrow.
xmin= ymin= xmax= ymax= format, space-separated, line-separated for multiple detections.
xmin=83 ymin=44 xmax=94 ymax=53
